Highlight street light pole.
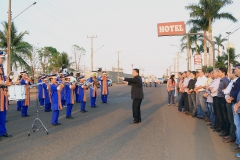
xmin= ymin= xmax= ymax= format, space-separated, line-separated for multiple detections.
xmin=116 ymin=51 xmax=121 ymax=83
xmin=12 ymin=2 xmax=37 ymax=21
xmin=87 ymin=35 xmax=97 ymax=71
xmin=7 ymin=0 xmax=11 ymax=73
xmin=226 ymin=32 xmax=231 ymax=74
xmin=7 ymin=1 xmax=37 ymax=73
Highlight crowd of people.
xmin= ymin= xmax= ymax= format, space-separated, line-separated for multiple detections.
xmin=167 ymin=64 xmax=240 ymax=157
xmin=141 ymin=76 xmax=158 ymax=87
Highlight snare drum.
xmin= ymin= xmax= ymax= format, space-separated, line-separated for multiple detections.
xmin=8 ymin=85 xmax=26 ymax=101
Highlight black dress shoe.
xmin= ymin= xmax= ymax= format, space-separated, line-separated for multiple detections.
xmin=213 ymin=129 xmax=222 ymax=132
xmin=80 ymin=111 xmax=85 ymax=113
xmin=52 ymin=123 xmax=61 ymax=126
xmin=219 ymin=132 xmax=228 ymax=137
xmin=66 ymin=116 xmax=74 ymax=119
xmin=210 ymin=126 xmax=216 ymax=129
xmin=17 ymin=109 xmax=21 ymax=111
xmin=2 ymin=133 xmax=12 ymax=138
xmin=130 ymin=121 xmax=139 ymax=124
xmin=232 ymin=147 xmax=240 ymax=152
xmin=22 ymin=115 xmax=30 ymax=117
xmin=45 ymin=110 xmax=51 ymax=112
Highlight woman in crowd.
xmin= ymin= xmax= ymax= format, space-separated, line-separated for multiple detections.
xmin=167 ymin=75 xmax=176 ymax=106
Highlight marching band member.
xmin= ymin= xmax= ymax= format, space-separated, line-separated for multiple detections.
xmin=0 ymin=52 xmax=12 ymax=138
xmin=16 ymin=74 xmax=22 ymax=111
xmin=38 ymin=75 xmax=45 ymax=107
xmin=64 ymin=75 xmax=76 ymax=119
xmin=99 ymin=71 xmax=109 ymax=103
xmin=75 ymin=77 xmax=80 ymax=103
xmin=89 ymin=72 xmax=99 ymax=108
xmin=60 ymin=75 xmax=66 ymax=108
xmin=42 ymin=76 xmax=52 ymax=112
xmin=49 ymin=74 xmax=64 ymax=126
xmin=79 ymin=76 xmax=88 ymax=113
xmin=20 ymin=71 xmax=32 ymax=117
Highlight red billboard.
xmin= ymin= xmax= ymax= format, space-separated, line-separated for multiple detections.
xmin=157 ymin=21 xmax=186 ymax=36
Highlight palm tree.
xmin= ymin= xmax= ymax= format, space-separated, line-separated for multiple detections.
xmin=187 ymin=18 xmax=209 ymax=66
xmin=215 ymin=55 xmax=225 ymax=68
xmin=213 ymin=34 xmax=228 ymax=56
xmin=0 ymin=21 xmax=32 ymax=70
xmin=223 ymin=47 xmax=239 ymax=67
xmin=49 ymin=52 xmax=74 ymax=73
xmin=185 ymin=0 xmax=237 ymax=67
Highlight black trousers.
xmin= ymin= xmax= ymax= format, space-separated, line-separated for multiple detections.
xmin=132 ymin=99 xmax=142 ymax=121
xmin=226 ymin=102 xmax=236 ymax=139
xmin=213 ymin=97 xmax=220 ymax=128
xmin=183 ymin=92 xmax=189 ymax=112
xmin=218 ymin=97 xmax=230 ymax=133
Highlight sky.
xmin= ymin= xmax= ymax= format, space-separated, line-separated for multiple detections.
xmin=0 ymin=0 xmax=240 ymax=77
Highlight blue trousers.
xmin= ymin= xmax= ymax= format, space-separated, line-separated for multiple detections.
xmin=17 ymin=100 xmax=22 ymax=111
xmin=197 ymin=105 xmax=204 ymax=118
xmin=0 ymin=110 xmax=7 ymax=136
xmin=39 ymin=98 xmax=44 ymax=106
xmin=177 ymin=92 xmax=184 ymax=112
xmin=61 ymin=100 xmax=66 ymax=106
xmin=21 ymin=106 xmax=28 ymax=117
xmin=168 ymin=90 xmax=175 ymax=104
xmin=45 ymin=103 xmax=51 ymax=111
xmin=81 ymin=102 xmax=86 ymax=111
xmin=66 ymin=104 xmax=73 ymax=117
xmin=76 ymin=94 xmax=80 ymax=102
xmin=102 ymin=95 xmax=108 ymax=103
xmin=51 ymin=110 xmax=59 ymax=125
xmin=91 ymin=97 xmax=96 ymax=107
xmin=233 ymin=105 xmax=240 ymax=146
xmin=207 ymin=102 xmax=215 ymax=124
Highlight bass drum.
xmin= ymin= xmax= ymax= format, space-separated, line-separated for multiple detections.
xmin=8 ymin=85 xmax=26 ymax=101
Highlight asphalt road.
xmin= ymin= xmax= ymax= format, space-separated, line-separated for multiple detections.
xmin=0 ymin=84 xmax=238 ymax=160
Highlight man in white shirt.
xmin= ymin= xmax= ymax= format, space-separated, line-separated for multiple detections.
xmin=209 ymin=69 xmax=221 ymax=132
xmin=222 ymin=69 xmax=238 ymax=142
xmin=194 ymin=69 xmax=208 ymax=119
xmin=183 ymin=71 xmax=191 ymax=113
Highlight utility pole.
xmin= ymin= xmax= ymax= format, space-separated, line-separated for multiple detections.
xmin=131 ymin=64 xmax=133 ymax=70
xmin=174 ymin=58 xmax=176 ymax=75
xmin=116 ymin=51 xmax=121 ymax=83
xmin=87 ymin=35 xmax=97 ymax=71
xmin=177 ymin=52 xmax=180 ymax=74
xmin=226 ymin=32 xmax=231 ymax=74
xmin=169 ymin=65 xmax=171 ymax=76
xmin=186 ymin=35 xmax=190 ymax=70
xmin=7 ymin=0 xmax=11 ymax=73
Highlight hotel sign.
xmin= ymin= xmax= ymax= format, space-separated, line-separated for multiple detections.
xmin=157 ymin=21 xmax=186 ymax=36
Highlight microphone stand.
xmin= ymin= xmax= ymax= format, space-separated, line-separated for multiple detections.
xmin=28 ymin=83 xmax=49 ymax=136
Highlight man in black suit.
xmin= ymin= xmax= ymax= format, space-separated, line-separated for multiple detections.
xmin=118 ymin=69 xmax=144 ymax=124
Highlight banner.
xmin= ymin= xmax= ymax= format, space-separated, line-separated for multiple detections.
xmin=194 ymin=54 xmax=202 ymax=70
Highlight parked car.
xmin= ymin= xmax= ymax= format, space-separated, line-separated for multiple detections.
xmin=158 ymin=78 xmax=163 ymax=84
xmin=108 ymin=79 xmax=113 ymax=86
xmin=163 ymin=79 xmax=168 ymax=84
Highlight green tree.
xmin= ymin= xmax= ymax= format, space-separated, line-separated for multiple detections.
xmin=49 ymin=52 xmax=74 ymax=73
xmin=213 ymin=34 xmax=228 ymax=56
xmin=215 ymin=55 xmax=226 ymax=68
xmin=185 ymin=0 xmax=237 ymax=67
xmin=0 ymin=21 xmax=32 ymax=70
xmin=186 ymin=18 xmax=209 ymax=66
